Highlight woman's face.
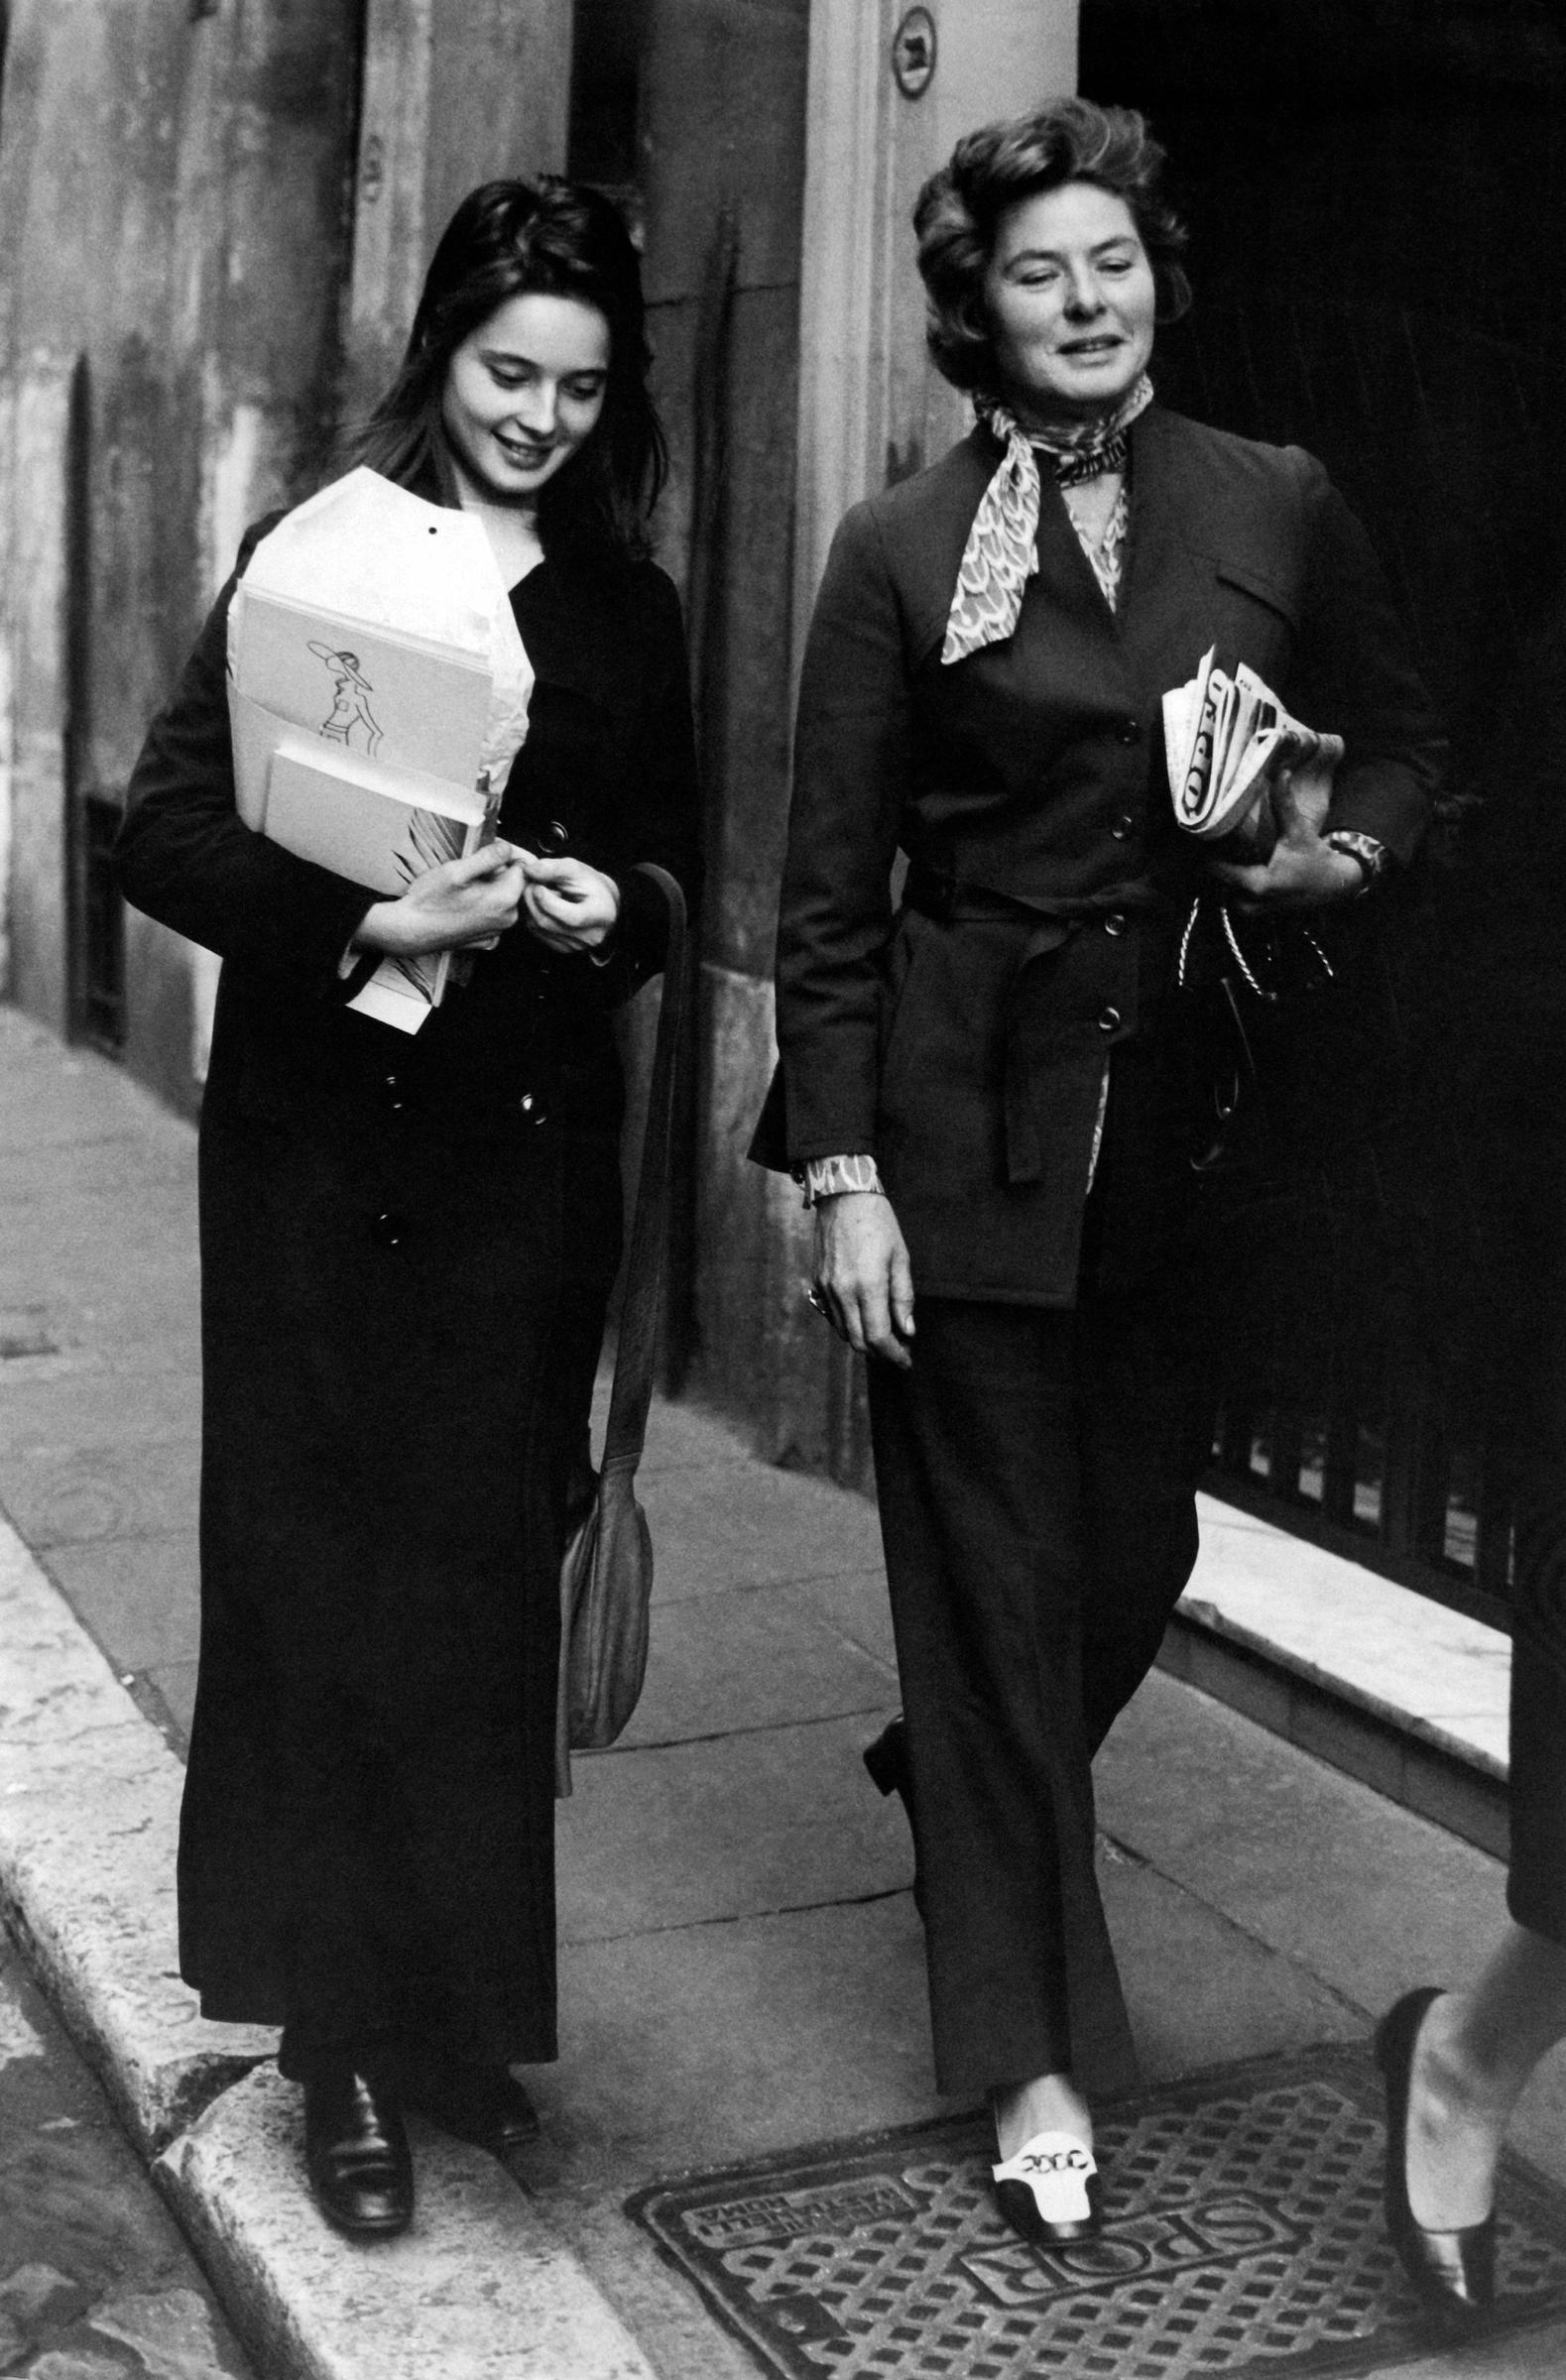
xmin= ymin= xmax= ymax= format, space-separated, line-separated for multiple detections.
xmin=983 ymin=180 xmax=1156 ymax=424
xmin=441 ymin=292 xmax=611 ymax=505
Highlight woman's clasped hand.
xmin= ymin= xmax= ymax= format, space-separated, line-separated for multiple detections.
xmin=1208 ymin=754 xmax=1367 ymax=911
xmin=516 ymin=849 xmax=622 ymax=952
xmin=353 ymin=841 xmax=622 ymax=961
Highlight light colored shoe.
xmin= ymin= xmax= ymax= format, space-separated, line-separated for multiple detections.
xmin=991 ymin=2129 xmax=1102 ymax=2245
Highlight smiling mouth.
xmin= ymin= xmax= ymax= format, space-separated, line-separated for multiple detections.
xmin=495 ymin=434 xmax=554 ymax=466
xmin=1059 ymin=338 xmax=1124 ymax=358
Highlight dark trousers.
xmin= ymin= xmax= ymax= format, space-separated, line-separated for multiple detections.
xmin=867 ymin=1280 xmax=1217 ymax=2099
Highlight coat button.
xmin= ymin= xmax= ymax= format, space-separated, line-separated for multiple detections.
xmin=519 ymin=1093 xmax=549 ymax=1126
xmin=1109 ymin=812 xmax=1136 ymax=841
xmin=382 ymin=1070 xmax=404 ymax=1112
xmin=1104 ymin=911 xmax=1127 ymax=937
xmin=1097 ymin=1006 xmax=1122 ymax=1033
xmin=542 ymin=820 xmax=570 ymax=854
xmin=371 ymin=1209 xmax=408 ymax=1247
xmin=1117 ymin=717 xmax=1141 ymax=746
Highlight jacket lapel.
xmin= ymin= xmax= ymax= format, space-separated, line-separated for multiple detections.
xmin=1118 ymin=407 xmax=1215 ymax=677
xmin=900 ymin=430 xmax=1010 ymax=668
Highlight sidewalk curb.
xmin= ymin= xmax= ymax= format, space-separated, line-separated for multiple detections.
xmin=158 ymin=2070 xmax=660 ymax=2380
xmin=0 ymin=1512 xmax=660 ymax=2380
xmin=0 ymin=1520 xmax=274 ymax=2157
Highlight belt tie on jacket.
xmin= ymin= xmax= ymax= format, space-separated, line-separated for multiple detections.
xmin=903 ymin=866 xmax=1133 ymax=1189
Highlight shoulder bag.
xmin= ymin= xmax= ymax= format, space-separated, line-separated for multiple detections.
xmin=553 ymin=862 xmax=689 ymax=1796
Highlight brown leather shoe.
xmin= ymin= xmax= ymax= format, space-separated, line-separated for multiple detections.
xmin=404 ymin=2052 xmax=541 ymax=2158
xmin=302 ymin=2062 xmax=414 ymax=2239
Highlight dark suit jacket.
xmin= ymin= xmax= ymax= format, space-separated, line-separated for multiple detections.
xmin=770 ymin=406 xmax=1444 ymax=1303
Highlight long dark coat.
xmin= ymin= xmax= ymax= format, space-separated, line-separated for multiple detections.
xmin=117 ymin=525 xmax=700 ymax=2067
xmin=770 ymin=405 xmax=1446 ymax=1299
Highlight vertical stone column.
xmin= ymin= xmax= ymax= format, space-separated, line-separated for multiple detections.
xmin=794 ymin=0 xmax=1080 ymax=643
xmin=4 ymin=356 xmax=74 ymax=1031
xmin=0 ymin=375 xmax=14 ymax=998
xmin=744 ymin=0 xmax=1081 ymax=1479
xmin=342 ymin=0 xmax=572 ymax=422
xmin=627 ymin=0 xmax=815 ymax=1441
xmin=343 ymin=0 xmax=437 ymax=426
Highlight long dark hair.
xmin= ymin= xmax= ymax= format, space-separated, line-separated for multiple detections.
xmin=344 ymin=178 xmax=667 ymax=563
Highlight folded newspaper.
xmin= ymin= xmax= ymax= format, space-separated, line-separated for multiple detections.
xmin=226 ymin=467 xmax=535 ymax=1032
xmin=1162 ymin=646 xmax=1342 ymax=855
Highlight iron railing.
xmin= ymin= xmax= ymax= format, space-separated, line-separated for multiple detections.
xmin=1208 ymin=1385 xmax=1513 ymax=1633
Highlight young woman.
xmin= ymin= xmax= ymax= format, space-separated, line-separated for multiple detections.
xmin=117 ymin=178 xmax=700 ymax=2239
xmin=764 ymin=99 xmax=1441 ymax=2247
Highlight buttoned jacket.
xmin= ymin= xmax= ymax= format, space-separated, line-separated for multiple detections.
xmin=769 ymin=405 xmax=1444 ymax=1303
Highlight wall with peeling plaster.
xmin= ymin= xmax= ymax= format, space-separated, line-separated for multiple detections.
xmin=0 ymin=0 xmax=1078 ymax=1475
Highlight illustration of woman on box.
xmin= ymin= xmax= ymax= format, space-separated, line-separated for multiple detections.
xmin=307 ymin=642 xmax=385 ymax=757
xmin=116 ymin=179 xmax=700 ymax=2238
xmin=761 ymin=98 xmax=1441 ymax=2249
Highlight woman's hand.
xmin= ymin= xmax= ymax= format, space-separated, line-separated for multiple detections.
xmin=1208 ymin=742 xmax=1363 ymax=911
xmin=813 ymin=1192 xmax=915 ymax=1368
xmin=518 ymin=853 xmax=621 ymax=954
xmin=354 ymin=842 xmax=528 ymax=958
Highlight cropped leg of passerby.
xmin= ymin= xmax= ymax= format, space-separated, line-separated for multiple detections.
xmin=1377 ymin=1325 xmax=1566 ymax=2318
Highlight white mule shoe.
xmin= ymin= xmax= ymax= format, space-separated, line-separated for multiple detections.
xmin=992 ymin=2129 xmax=1102 ymax=2245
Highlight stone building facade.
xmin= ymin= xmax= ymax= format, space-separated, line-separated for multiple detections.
xmin=3 ymin=2 xmax=1562 ymax=1574
xmin=0 ymin=0 xmax=1072 ymax=1471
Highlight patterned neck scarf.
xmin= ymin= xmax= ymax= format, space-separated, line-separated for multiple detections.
xmin=942 ymin=374 xmax=1154 ymax=664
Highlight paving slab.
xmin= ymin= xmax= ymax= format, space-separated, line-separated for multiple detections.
xmin=559 ymin=1718 xmax=909 ymax=1939
xmin=793 ymin=1568 xmax=900 ymax=1670
xmin=639 ymin=1458 xmax=886 ymax=1601
xmin=141 ymin=1660 xmax=200 ymax=1747
xmin=549 ymin=1895 xmax=942 ymax=2184
xmin=1099 ymin=1667 xmax=1506 ymax=2013
xmin=0 ymin=1440 xmax=201 ymax=1550
xmin=636 ymin=1396 xmax=754 ymax=1478
xmin=616 ymin=1580 xmax=897 ymax=1746
xmin=39 ymin=1531 xmax=202 ymax=1675
xmin=0 ymin=1364 xmax=202 ymax=1458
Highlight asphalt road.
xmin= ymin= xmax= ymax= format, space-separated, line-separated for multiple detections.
xmin=0 ymin=1924 xmax=252 ymax=2380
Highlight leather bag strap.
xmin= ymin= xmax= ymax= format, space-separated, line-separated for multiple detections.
xmin=600 ymin=863 xmax=689 ymax=1471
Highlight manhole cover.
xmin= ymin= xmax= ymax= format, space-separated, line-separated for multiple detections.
xmin=627 ymin=2044 xmax=1566 ymax=2378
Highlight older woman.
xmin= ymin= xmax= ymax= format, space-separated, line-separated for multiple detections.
xmin=765 ymin=98 xmax=1441 ymax=2245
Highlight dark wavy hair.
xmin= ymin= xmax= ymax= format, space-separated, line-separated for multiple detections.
xmin=914 ymin=98 xmax=1190 ymax=401
xmin=344 ymin=178 xmax=667 ymax=564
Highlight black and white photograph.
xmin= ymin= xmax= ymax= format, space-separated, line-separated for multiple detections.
xmin=1 ymin=4 xmax=1564 ymax=2375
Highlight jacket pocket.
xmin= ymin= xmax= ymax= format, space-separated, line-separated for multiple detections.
xmin=1214 ymin=555 xmax=1299 ymax=633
